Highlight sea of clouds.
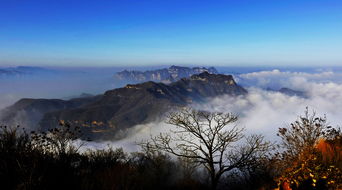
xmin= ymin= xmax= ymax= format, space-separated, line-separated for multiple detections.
xmin=1 ymin=67 xmax=342 ymax=151
xmin=80 ymin=69 xmax=342 ymax=151
xmin=197 ymin=70 xmax=342 ymax=136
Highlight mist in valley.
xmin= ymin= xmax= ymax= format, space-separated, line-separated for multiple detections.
xmin=19 ymin=66 xmax=339 ymax=151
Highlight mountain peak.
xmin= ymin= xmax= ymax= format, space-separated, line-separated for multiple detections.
xmin=190 ymin=72 xmax=235 ymax=85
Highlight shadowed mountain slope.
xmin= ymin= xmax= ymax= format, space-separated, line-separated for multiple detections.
xmin=1 ymin=72 xmax=247 ymax=140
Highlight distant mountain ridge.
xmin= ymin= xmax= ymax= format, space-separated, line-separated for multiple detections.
xmin=114 ymin=65 xmax=218 ymax=84
xmin=266 ymin=87 xmax=307 ymax=98
xmin=0 ymin=72 xmax=246 ymax=140
xmin=0 ymin=66 xmax=58 ymax=77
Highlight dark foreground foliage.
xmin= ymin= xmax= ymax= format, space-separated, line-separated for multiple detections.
xmin=0 ymin=124 xmax=201 ymax=190
xmin=0 ymin=108 xmax=341 ymax=190
xmin=0 ymin=123 xmax=275 ymax=190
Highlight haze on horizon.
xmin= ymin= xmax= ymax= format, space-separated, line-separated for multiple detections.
xmin=1 ymin=0 xmax=342 ymax=67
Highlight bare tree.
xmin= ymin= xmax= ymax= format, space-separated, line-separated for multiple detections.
xmin=142 ymin=108 xmax=271 ymax=190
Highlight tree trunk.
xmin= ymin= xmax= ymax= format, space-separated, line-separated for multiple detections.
xmin=211 ymin=176 xmax=218 ymax=190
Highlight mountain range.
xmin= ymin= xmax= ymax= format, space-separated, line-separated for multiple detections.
xmin=0 ymin=72 xmax=246 ymax=140
xmin=114 ymin=65 xmax=218 ymax=84
xmin=266 ymin=87 xmax=307 ymax=98
xmin=0 ymin=66 xmax=58 ymax=77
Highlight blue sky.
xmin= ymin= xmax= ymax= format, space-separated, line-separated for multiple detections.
xmin=0 ymin=0 xmax=341 ymax=67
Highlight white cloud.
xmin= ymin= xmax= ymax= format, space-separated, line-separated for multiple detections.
xmin=193 ymin=70 xmax=342 ymax=141
xmin=80 ymin=70 xmax=342 ymax=150
xmin=3 ymin=69 xmax=342 ymax=151
xmin=235 ymin=69 xmax=342 ymax=90
xmin=80 ymin=121 xmax=174 ymax=152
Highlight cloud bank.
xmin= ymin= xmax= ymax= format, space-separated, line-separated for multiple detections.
xmin=235 ymin=69 xmax=342 ymax=89
xmin=193 ymin=70 xmax=342 ymax=140
xmin=2 ymin=68 xmax=342 ymax=151
xmin=86 ymin=69 xmax=342 ymax=150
